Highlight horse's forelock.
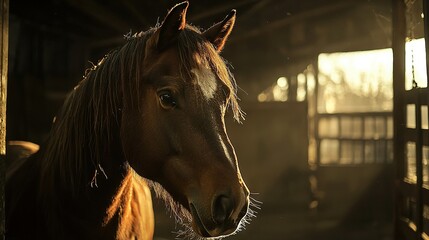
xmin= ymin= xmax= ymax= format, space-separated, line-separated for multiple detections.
xmin=121 ymin=25 xmax=243 ymax=122
xmin=177 ymin=25 xmax=244 ymax=122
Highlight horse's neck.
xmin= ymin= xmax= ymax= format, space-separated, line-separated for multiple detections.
xmin=39 ymin=143 xmax=154 ymax=239
xmin=38 ymin=160 xmax=153 ymax=239
xmin=103 ymin=171 xmax=155 ymax=240
xmin=37 ymin=153 xmax=121 ymax=238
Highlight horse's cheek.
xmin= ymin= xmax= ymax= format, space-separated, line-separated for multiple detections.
xmin=120 ymin=111 xmax=163 ymax=178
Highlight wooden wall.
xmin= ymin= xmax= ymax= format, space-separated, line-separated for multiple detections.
xmin=0 ymin=0 xmax=8 ymax=236
xmin=7 ymin=15 xmax=89 ymax=144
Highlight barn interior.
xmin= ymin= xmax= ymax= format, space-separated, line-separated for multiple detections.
xmin=3 ymin=0 xmax=429 ymax=239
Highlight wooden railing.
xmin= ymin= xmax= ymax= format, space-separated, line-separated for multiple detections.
xmin=315 ymin=112 xmax=393 ymax=165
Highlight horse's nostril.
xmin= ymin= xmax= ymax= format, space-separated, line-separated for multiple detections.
xmin=212 ymin=195 xmax=234 ymax=225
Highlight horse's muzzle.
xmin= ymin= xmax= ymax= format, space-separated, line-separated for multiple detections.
xmin=191 ymin=187 xmax=249 ymax=238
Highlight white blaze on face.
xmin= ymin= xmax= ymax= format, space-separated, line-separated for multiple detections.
xmin=191 ymin=68 xmax=217 ymax=100
xmin=218 ymin=134 xmax=233 ymax=165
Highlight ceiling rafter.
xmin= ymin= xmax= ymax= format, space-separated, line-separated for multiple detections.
xmin=121 ymin=0 xmax=151 ymax=28
xmin=189 ymin=0 xmax=258 ymax=22
xmin=238 ymin=0 xmax=273 ymax=22
xmin=229 ymin=0 xmax=358 ymax=44
xmin=65 ymin=0 xmax=131 ymax=33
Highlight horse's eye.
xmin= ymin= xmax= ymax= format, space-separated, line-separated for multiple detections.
xmin=159 ymin=92 xmax=177 ymax=109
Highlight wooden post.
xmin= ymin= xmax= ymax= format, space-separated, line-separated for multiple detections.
xmin=392 ymin=0 xmax=406 ymax=239
xmin=424 ymin=0 xmax=429 ymax=88
xmin=0 ymin=0 xmax=8 ymax=237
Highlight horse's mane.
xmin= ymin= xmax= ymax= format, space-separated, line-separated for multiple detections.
xmin=39 ymin=31 xmax=153 ymax=199
xmin=36 ymin=23 xmax=243 ymax=236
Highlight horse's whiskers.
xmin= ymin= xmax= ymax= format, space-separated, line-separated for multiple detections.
xmin=175 ymin=192 xmax=261 ymax=240
xmin=145 ymin=179 xmax=260 ymax=240
xmin=229 ymin=195 xmax=261 ymax=238
xmin=249 ymin=195 xmax=263 ymax=210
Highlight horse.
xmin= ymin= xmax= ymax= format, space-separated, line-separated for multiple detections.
xmin=6 ymin=2 xmax=256 ymax=239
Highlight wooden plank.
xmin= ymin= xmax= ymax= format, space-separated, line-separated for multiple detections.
xmin=400 ymin=181 xmax=417 ymax=198
xmin=398 ymin=218 xmax=420 ymax=240
xmin=316 ymin=137 xmax=393 ymax=141
xmin=317 ymin=112 xmax=392 ymax=117
xmin=0 ymin=0 xmax=7 ymax=153
xmin=395 ymin=219 xmax=421 ymax=240
xmin=65 ymin=0 xmax=131 ymax=33
xmin=423 ymin=0 xmax=429 ymax=89
xmin=405 ymin=129 xmax=429 ymax=147
xmin=404 ymin=88 xmax=429 ymax=104
xmin=0 ymin=0 xmax=8 ymax=236
xmin=423 ymin=188 xmax=429 ymax=207
xmin=190 ymin=0 xmax=258 ymax=22
xmin=230 ymin=1 xmax=356 ymax=43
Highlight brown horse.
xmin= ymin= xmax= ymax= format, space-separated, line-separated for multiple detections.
xmin=6 ymin=2 xmax=256 ymax=239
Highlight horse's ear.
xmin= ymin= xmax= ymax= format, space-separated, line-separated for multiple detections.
xmin=157 ymin=1 xmax=189 ymax=50
xmin=203 ymin=10 xmax=236 ymax=52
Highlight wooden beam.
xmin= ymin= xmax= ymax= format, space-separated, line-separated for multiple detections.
xmin=0 ymin=0 xmax=8 ymax=236
xmin=65 ymin=0 xmax=131 ymax=33
xmin=278 ymin=30 xmax=391 ymax=58
xmin=392 ymin=0 xmax=406 ymax=239
xmin=424 ymin=0 xmax=429 ymax=89
xmin=190 ymin=0 xmax=258 ymax=22
xmin=122 ymin=0 xmax=150 ymax=27
xmin=238 ymin=0 xmax=272 ymax=22
xmin=230 ymin=1 xmax=357 ymax=44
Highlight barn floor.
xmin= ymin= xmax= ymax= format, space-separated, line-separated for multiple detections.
xmin=152 ymin=199 xmax=393 ymax=240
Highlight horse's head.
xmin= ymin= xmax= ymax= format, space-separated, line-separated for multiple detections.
xmin=120 ymin=2 xmax=251 ymax=238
